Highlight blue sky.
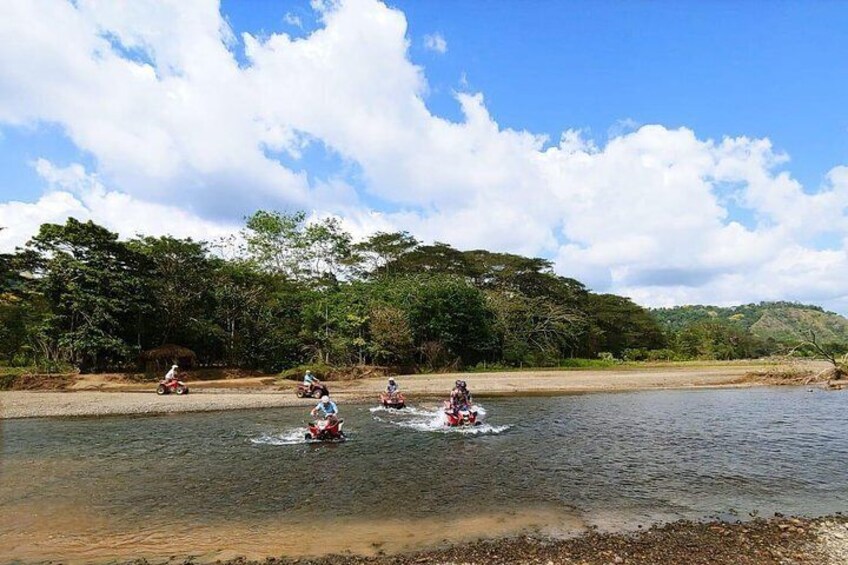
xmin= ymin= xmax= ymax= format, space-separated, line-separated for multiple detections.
xmin=1 ymin=0 xmax=848 ymax=310
xmin=5 ymin=1 xmax=846 ymax=203
xmin=223 ymin=0 xmax=848 ymax=190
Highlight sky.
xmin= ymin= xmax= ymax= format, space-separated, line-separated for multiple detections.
xmin=1 ymin=0 xmax=848 ymax=311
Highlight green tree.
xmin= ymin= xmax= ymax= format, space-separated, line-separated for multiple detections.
xmin=243 ymin=210 xmax=310 ymax=279
xmin=129 ymin=236 xmax=218 ymax=347
xmin=354 ymin=231 xmax=419 ymax=276
xmin=403 ymin=275 xmax=495 ymax=367
xmin=585 ymin=294 xmax=666 ymax=357
xmin=24 ymin=219 xmax=153 ymax=372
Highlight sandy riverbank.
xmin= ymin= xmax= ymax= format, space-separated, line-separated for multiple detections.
xmin=114 ymin=515 xmax=848 ymax=565
xmin=0 ymin=361 xmax=824 ymax=419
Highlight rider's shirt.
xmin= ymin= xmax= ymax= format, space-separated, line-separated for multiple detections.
xmin=315 ymin=400 xmax=338 ymax=416
xmin=303 ymin=374 xmax=316 ymax=385
xmin=386 ymin=383 xmax=398 ymax=394
xmin=165 ymin=368 xmax=177 ymax=381
xmin=450 ymin=389 xmax=467 ymax=409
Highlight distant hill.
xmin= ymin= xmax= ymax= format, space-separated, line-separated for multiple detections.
xmin=650 ymin=302 xmax=848 ymax=344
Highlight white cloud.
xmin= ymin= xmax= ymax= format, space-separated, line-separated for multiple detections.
xmin=423 ymin=32 xmax=447 ymax=54
xmin=284 ymin=13 xmax=303 ymax=29
xmin=1 ymin=0 xmax=848 ymax=311
xmin=0 ymin=160 xmax=236 ymax=251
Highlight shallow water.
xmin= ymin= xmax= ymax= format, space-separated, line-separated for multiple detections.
xmin=2 ymin=387 xmax=848 ymax=562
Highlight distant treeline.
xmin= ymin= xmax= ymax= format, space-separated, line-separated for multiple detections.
xmin=0 ymin=212 xmax=838 ymax=373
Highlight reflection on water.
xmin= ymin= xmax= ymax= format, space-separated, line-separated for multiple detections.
xmin=2 ymin=388 xmax=848 ymax=562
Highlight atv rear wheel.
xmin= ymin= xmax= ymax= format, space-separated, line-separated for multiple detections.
xmin=156 ymin=384 xmax=167 ymax=395
xmin=312 ymin=388 xmax=323 ymax=399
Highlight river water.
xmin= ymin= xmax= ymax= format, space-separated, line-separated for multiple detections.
xmin=2 ymin=387 xmax=847 ymax=562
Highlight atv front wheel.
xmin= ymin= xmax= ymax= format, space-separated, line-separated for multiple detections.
xmin=176 ymin=385 xmax=188 ymax=395
xmin=312 ymin=389 xmax=323 ymax=399
xmin=296 ymin=389 xmax=305 ymax=398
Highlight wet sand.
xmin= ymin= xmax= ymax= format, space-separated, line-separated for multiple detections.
xmin=67 ymin=515 xmax=845 ymax=565
xmin=0 ymin=362 xmax=819 ymax=419
xmin=247 ymin=515 xmax=848 ymax=565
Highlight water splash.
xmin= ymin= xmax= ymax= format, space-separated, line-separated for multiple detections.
xmin=371 ymin=404 xmax=509 ymax=435
xmin=250 ymin=430 xmax=308 ymax=445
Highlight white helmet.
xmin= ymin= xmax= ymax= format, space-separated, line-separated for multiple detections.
xmin=171 ymin=364 xmax=178 ymax=369
xmin=321 ymin=395 xmax=330 ymax=403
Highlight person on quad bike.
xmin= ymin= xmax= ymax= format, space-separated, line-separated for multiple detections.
xmin=449 ymin=380 xmax=470 ymax=412
xmin=311 ymin=395 xmax=339 ymax=423
xmin=458 ymin=380 xmax=472 ymax=406
xmin=386 ymin=378 xmax=399 ymax=395
xmin=303 ymin=370 xmax=319 ymax=388
xmin=164 ymin=364 xmax=179 ymax=384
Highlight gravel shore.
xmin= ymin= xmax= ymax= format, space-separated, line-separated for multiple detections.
xmin=0 ymin=389 xmax=318 ymax=419
xmin=140 ymin=516 xmax=846 ymax=565
xmin=0 ymin=362 xmax=821 ymax=419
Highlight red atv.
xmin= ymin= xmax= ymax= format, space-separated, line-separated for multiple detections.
xmin=296 ymin=382 xmax=329 ymax=399
xmin=379 ymin=391 xmax=406 ymax=409
xmin=157 ymin=378 xmax=189 ymax=395
xmin=305 ymin=418 xmax=345 ymax=441
xmin=443 ymin=401 xmax=478 ymax=426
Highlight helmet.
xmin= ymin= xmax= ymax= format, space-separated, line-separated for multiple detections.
xmin=388 ymin=378 xmax=396 ymax=384
xmin=171 ymin=364 xmax=178 ymax=369
xmin=305 ymin=370 xmax=313 ymax=376
xmin=460 ymin=380 xmax=467 ymax=388
xmin=321 ymin=395 xmax=330 ymax=403
xmin=455 ymin=380 xmax=462 ymax=387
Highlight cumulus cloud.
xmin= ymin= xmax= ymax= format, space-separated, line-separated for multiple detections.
xmin=284 ymin=12 xmax=303 ymax=28
xmin=423 ymin=32 xmax=447 ymax=54
xmin=1 ymin=0 xmax=847 ymax=311
xmin=0 ymin=159 xmax=237 ymax=251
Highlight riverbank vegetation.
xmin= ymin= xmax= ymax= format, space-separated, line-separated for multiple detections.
xmin=2 ymin=212 xmax=846 ymax=375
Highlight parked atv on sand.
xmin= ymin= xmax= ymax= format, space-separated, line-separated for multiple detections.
xmin=305 ymin=418 xmax=345 ymax=441
xmin=443 ymin=401 xmax=478 ymax=426
xmin=296 ymin=382 xmax=329 ymax=399
xmin=379 ymin=391 xmax=406 ymax=409
xmin=157 ymin=379 xmax=189 ymax=395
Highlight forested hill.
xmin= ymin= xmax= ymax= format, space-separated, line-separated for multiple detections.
xmin=651 ymin=302 xmax=848 ymax=343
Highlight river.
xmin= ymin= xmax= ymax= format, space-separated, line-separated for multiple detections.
xmin=2 ymin=387 xmax=847 ymax=562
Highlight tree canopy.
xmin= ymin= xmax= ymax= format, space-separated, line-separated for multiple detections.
xmin=4 ymin=211 xmax=828 ymax=373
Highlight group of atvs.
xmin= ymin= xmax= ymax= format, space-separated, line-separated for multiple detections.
xmin=296 ymin=372 xmax=480 ymax=441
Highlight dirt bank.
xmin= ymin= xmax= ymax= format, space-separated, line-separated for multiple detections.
xmin=0 ymin=361 xmax=828 ymax=419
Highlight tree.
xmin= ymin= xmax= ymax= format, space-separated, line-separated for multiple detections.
xmin=402 ymin=275 xmax=495 ymax=367
xmin=383 ymin=242 xmax=471 ymax=276
xmin=368 ymin=304 xmax=414 ymax=365
xmin=24 ymin=219 xmax=153 ymax=372
xmin=354 ymin=231 xmax=419 ymax=276
xmin=674 ymin=320 xmax=765 ymax=360
xmin=303 ymin=216 xmax=354 ymax=283
xmin=585 ymin=294 xmax=666 ymax=357
xmin=488 ymin=291 xmax=587 ymax=365
xmin=129 ymin=236 xmax=217 ymax=347
xmin=243 ymin=210 xmax=310 ymax=279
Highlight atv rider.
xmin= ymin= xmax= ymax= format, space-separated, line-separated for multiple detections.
xmin=459 ymin=380 xmax=472 ymax=406
xmin=303 ymin=370 xmax=324 ymax=395
xmin=311 ymin=395 xmax=340 ymax=424
xmin=164 ymin=364 xmax=179 ymax=384
xmin=386 ymin=378 xmax=399 ymax=396
xmin=303 ymin=370 xmax=318 ymax=387
xmin=448 ymin=380 xmax=472 ymax=413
